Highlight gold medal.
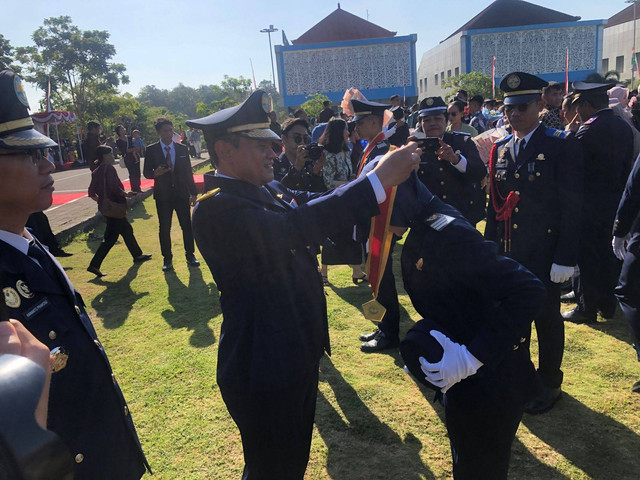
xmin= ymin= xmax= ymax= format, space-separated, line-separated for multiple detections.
xmin=50 ymin=346 xmax=69 ymax=373
xmin=16 ymin=280 xmax=34 ymax=299
xmin=3 ymin=287 xmax=21 ymax=308
xmin=362 ymin=299 xmax=386 ymax=322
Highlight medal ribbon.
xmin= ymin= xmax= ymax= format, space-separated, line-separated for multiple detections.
xmin=488 ymin=144 xmax=520 ymax=252
xmin=357 ymin=131 xmax=387 ymax=177
xmin=366 ymin=185 xmax=398 ymax=298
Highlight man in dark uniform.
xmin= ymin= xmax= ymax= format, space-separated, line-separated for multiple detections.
xmin=388 ymin=106 xmax=410 ymax=147
xmin=563 ymin=82 xmax=635 ymax=323
xmin=414 ymin=96 xmax=487 ymax=226
xmin=351 ymin=99 xmax=402 ymax=352
xmin=187 ymin=90 xmax=421 ymax=479
xmin=485 ymin=72 xmax=584 ymax=415
xmin=0 ymin=69 xmax=150 ymax=479
xmin=612 ymin=152 xmax=640 ymax=393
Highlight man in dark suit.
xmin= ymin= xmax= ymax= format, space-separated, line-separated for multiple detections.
xmin=0 ymin=68 xmax=150 ymax=479
xmin=143 ymin=117 xmax=199 ymax=272
xmin=187 ymin=90 xmax=421 ymax=479
xmin=485 ymin=72 xmax=584 ymax=415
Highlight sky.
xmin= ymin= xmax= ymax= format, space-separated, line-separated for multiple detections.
xmin=2 ymin=0 xmax=631 ymax=106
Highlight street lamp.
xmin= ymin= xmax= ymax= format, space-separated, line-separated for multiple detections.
xmin=260 ymin=25 xmax=278 ymax=90
xmin=627 ymin=0 xmax=639 ymax=87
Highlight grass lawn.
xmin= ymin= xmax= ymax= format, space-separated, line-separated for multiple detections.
xmin=57 ymin=166 xmax=640 ymax=479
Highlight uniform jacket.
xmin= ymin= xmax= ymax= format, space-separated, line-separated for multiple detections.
xmin=417 ymin=131 xmax=487 ymax=224
xmin=485 ymin=126 xmax=584 ymax=280
xmin=0 ymin=237 xmax=149 ymax=480
xmin=192 ymin=173 xmax=380 ymax=393
xmin=576 ymin=108 xmax=634 ymax=229
xmin=614 ymin=154 xmax=640 ymax=240
xmin=143 ymin=141 xmax=197 ymax=201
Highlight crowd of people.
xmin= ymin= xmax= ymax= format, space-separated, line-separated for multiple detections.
xmin=1 ymin=62 xmax=639 ymax=480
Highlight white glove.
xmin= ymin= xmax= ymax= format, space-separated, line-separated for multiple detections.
xmin=419 ymin=330 xmax=483 ymax=393
xmin=550 ymin=263 xmax=574 ymax=284
xmin=612 ymin=236 xmax=629 ymax=261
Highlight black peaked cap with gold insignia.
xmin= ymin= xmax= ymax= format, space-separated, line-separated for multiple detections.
xmin=186 ymin=90 xmax=280 ymax=141
xmin=352 ymin=99 xmax=391 ymax=122
xmin=499 ymin=72 xmax=548 ymax=105
xmin=0 ymin=69 xmax=57 ymax=149
xmin=571 ymin=81 xmax=616 ymax=106
xmin=418 ymin=97 xmax=447 ymax=117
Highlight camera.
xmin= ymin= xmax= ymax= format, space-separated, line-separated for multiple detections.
xmin=416 ymin=137 xmax=441 ymax=157
xmin=304 ymin=142 xmax=325 ymax=161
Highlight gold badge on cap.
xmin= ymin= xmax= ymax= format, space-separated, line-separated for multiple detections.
xmin=426 ymin=98 xmax=434 ymax=106
xmin=507 ymin=74 xmax=521 ymax=89
xmin=3 ymin=287 xmax=21 ymax=308
xmin=16 ymin=280 xmax=34 ymax=299
xmin=14 ymin=76 xmax=30 ymax=108
xmin=362 ymin=299 xmax=386 ymax=322
xmin=261 ymin=92 xmax=270 ymax=113
xmin=50 ymin=346 xmax=69 ymax=373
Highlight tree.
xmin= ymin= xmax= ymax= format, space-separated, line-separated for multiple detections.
xmin=301 ymin=93 xmax=330 ymax=118
xmin=16 ymin=16 xmax=129 ymax=127
xmin=0 ymin=34 xmax=19 ymax=72
xmin=585 ymin=70 xmax=621 ymax=84
xmin=442 ymin=72 xmax=501 ymax=101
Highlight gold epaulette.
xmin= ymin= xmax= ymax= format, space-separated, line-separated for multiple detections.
xmin=196 ymin=188 xmax=221 ymax=203
xmin=389 ymin=145 xmax=398 ymax=152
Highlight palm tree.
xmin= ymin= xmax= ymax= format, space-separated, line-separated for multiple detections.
xmin=585 ymin=70 xmax=621 ymax=83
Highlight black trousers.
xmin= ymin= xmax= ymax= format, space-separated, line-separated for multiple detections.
xmin=220 ymin=366 xmax=319 ymax=480
xmin=529 ymin=281 xmax=564 ymax=388
xmin=444 ymin=387 xmax=523 ymax=480
xmin=90 ymin=216 xmax=142 ymax=269
xmin=125 ymin=159 xmax=141 ymax=192
xmin=378 ymin=236 xmax=400 ymax=339
xmin=576 ymin=226 xmax=622 ymax=316
xmin=155 ymin=197 xmax=194 ymax=262
xmin=615 ymin=233 xmax=640 ymax=359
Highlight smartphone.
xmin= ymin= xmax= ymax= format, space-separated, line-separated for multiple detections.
xmin=416 ymin=137 xmax=441 ymax=157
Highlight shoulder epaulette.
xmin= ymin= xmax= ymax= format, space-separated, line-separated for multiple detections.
xmin=545 ymin=128 xmax=570 ymax=139
xmin=451 ymin=131 xmax=471 ymax=137
xmin=583 ymin=116 xmax=598 ymax=125
xmin=495 ymin=133 xmax=513 ymax=145
xmin=196 ymin=187 xmax=221 ymax=203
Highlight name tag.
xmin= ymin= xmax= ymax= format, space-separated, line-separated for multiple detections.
xmin=24 ymin=298 xmax=51 ymax=321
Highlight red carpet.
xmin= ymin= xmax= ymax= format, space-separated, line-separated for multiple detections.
xmin=51 ymin=175 xmax=206 ymax=206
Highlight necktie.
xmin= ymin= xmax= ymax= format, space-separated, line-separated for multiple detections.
xmin=28 ymin=241 xmax=61 ymax=284
xmin=517 ymin=138 xmax=526 ymax=158
xmin=165 ymin=146 xmax=172 ymax=168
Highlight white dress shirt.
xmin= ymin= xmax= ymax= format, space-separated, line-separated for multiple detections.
xmin=160 ymin=141 xmax=176 ymax=169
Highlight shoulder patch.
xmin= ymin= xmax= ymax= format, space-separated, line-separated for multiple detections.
xmin=425 ymin=213 xmax=456 ymax=231
xmin=545 ymin=128 xmax=570 ymax=139
xmin=196 ymin=187 xmax=221 ymax=203
xmin=583 ymin=116 xmax=598 ymax=125
xmin=452 ymin=131 xmax=471 ymax=137
xmin=495 ymin=133 xmax=513 ymax=145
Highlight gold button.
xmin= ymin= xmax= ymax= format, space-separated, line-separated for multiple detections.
xmin=75 ymin=453 xmax=84 ymax=463
xmin=439 ymin=167 xmax=443 ymax=172
xmin=547 ymin=228 xmax=552 ymax=233
xmin=515 ymin=191 xmax=520 ymax=195
xmin=75 ymin=306 xmax=81 ymax=316
xmin=442 ymin=195 xmax=447 ymax=199
xmin=440 ymin=181 xmax=445 ymax=185
xmin=515 ymin=173 xmax=520 ymax=179
xmin=49 ymin=330 xmax=57 ymax=340
xmin=514 ymin=207 xmax=519 ymax=213
xmin=124 ymin=405 xmax=129 ymax=416
xmin=513 ymin=345 xmax=519 ymax=351
xmin=513 ymin=224 xmax=518 ymax=229
xmin=420 ymin=170 xmax=424 ymax=174
xmin=469 ymin=201 xmax=474 ymax=205
xmin=94 ymin=339 xmax=102 ymax=349
xmin=520 ymin=337 xmax=526 ymax=343
xmin=536 ymin=172 xmax=541 ymax=177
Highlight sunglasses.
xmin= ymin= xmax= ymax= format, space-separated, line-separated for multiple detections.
xmin=291 ymin=134 xmax=311 ymax=145
xmin=0 ymin=149 xmax=48 ymax=166
xmin=504 ymin=101 xmax=535 ymax=113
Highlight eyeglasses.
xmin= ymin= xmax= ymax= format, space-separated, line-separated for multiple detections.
xmin=291 ymin=134 xmax=311 ymax=145
xmin=0 ymin=149 xmax=48 ymax=166
xmin=504 ymin=101 xmax=535 ymax=113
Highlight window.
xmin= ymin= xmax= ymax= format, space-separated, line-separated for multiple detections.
xmin=447 ymin=70 xmax=452 ymax=78
xmin=420 ymin=79 xmax=423 ymax=92
xmin=616 ymin=55 xmax=624 ymax=73
xmin=435 ymin=74 xmax=438 ymax=86
xmin=441 ymin=72 xmax=445 ymax=83
xmin=424 ymin=77 xmax=427 ymax=90
xmin=455 ymin=67 xmax=460 ymax=77
xmin=602 ymin=58 xmax=609 ymax=72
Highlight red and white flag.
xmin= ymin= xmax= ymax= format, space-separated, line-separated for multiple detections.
xmin=565 ymin=47 xmax=569 ymax=94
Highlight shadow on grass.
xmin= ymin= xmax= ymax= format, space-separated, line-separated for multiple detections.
xmin=522 ymin=393 xmax=640 ymax=478
xmin=91 ymin=263 xmax=149 ymax=329
xmin=584 ymin=317 xmax=635 ymax=348
xmin=316 ymin=357 xmax=434 ymax=479
xmin=128 ymin=200 xmax=153 ymax=222
xmin=162 ymin=266 xmax=217 ymax=348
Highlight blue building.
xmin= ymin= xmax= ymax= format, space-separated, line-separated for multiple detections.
xmin=275 ymin=5 xmax=417 ymax=108
xmin=417 ymin=0 xmax=606 ymax=100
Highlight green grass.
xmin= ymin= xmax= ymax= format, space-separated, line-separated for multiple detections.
xmin=57 ymin=170 xmax=640 ymax=479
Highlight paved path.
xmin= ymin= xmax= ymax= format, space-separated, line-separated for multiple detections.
xmin=47 ymin=153 xmax=211 ymax=240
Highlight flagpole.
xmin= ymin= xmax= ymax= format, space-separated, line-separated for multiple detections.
xmin=565 ymin=47 xmax=569 ymax=94
xmin=492 ymin=56 xmax=496 ymax=98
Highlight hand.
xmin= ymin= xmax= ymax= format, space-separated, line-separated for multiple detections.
xmin=0 ymin=319 xmax=52 ymax=428
xmin=372 ymin=142 xmax=422 ymax=190
xmin=154 ymin=165 xmax=171 ymax=177
xmin=419 ymin=330 xmax=483 ymax=393
xmin=125 ymin=191 xmax=137 ymax=198
xmin=550 ymin=263 xmax=574 ymax=283
xmin=437 ymin=139 xmax=459 ymax=164
xmin=294 ymin=145 xmax=309 ymax=171
xmin=312 ymin=151 xmax=326 ymax=175
xmin=612 ymin=235 xmax=629 ymax=261
xmin=190 ymin=195 xmax=197 ymax=206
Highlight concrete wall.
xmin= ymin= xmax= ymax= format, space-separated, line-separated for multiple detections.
xmin=417 ymin=33 xmax=463 ymax=100
xmin=602 ymin=20 xmax=640 ymax=82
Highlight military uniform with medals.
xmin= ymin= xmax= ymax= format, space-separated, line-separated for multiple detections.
xmin=485 ymin=72 xmax=584 ymax=414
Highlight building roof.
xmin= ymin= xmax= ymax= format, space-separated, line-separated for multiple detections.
xmin=292 ymin=4 xmax=396 ymax=45
xmin=606 ymin=4 xmax=637 ymax=29
xmin=444 ymin=0 xmax=581 ymax=41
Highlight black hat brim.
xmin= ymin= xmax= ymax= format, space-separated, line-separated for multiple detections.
xmin=0 ymin=128 xmax=58 ymax=149
xmin=503 ymin=93 xmax=541 ymax=105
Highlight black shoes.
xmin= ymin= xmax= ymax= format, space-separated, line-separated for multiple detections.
xmin=562 ymin=307 xmax=597 ymax=324
xmin=360 ymin=329 xmax=400 ymax=352
xmin=162 ymin=261 xmax=173 ymax=272
xmin=352 ymin=274 xmax=368 ymax=285
xmin=524 ymin=387 xmax=562 ymax=415
xmin=186 ymin=255 xmax=200 ymax=267
xmin=133 ymin=254 xmax=152 ymax=264
xmin=87 ymin=266 xmax=106 ymax=277
xmin=52 ymin=249 xmax=73 ymax=258
xmin=360 ymin=329 xmax=381 ymax=342
xmin=632 ymin=380 xmax=640 ymax=394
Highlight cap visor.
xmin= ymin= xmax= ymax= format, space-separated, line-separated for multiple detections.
xmin=0 ymin=128 xmax=58 ymax=149
xmin=240 ymin=128 xmax=282 ymax=141
xmin=503 ymin=93 xmax=540 ymax=105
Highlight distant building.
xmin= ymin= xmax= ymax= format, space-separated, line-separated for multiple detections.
xmin=417 ymin=0 xmax=605 ymax=100
xmin=602 ymin=5 xmax=640 ymax=82
xmin=275 ymin=5 xmax=417 ymax=108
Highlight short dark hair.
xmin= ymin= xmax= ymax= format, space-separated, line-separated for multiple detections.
xmin=281 ymin=117 xmax=309 ymax=135
xmin=319 ymin=118 xmax=348 ymax=154
xmin=96 ymin=145 xmax=112 ymax=165
xmin=115 ymin=125 xmax=125 ymax=135
xmin=203 ymin=131 xmax=242 ymax=167
xmin=293 ymin=108 xmax=306 ymax=118
xmin=87 ymin=121 xmax=100 ymax=132
xmin=543 ymin=82 xmax=564 ymax=95
xmin=456 ymin=89 xmax=468 ymax=97
xmin=469 ymin=95 xmax=484 ymax=106
xmin=390 ymin=94 xmax=400 ymax=101
xmin=154 ymin=117 xmax=173 ymax=131
xmin=448 ymin=100 xmax=466 ymax=113
xmin=323 ymin=100 xmax=330 ymax=107
xmin=582 ymin=96 xmax=609 ymax=111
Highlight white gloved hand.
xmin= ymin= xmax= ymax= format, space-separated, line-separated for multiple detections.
xmin=612 ymin=236 xmax=629 ymax=261
xmin=419 ymin=330 xmax=483 ymax=393
xmin=550 ymin=263 xmax=574 ymax=284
